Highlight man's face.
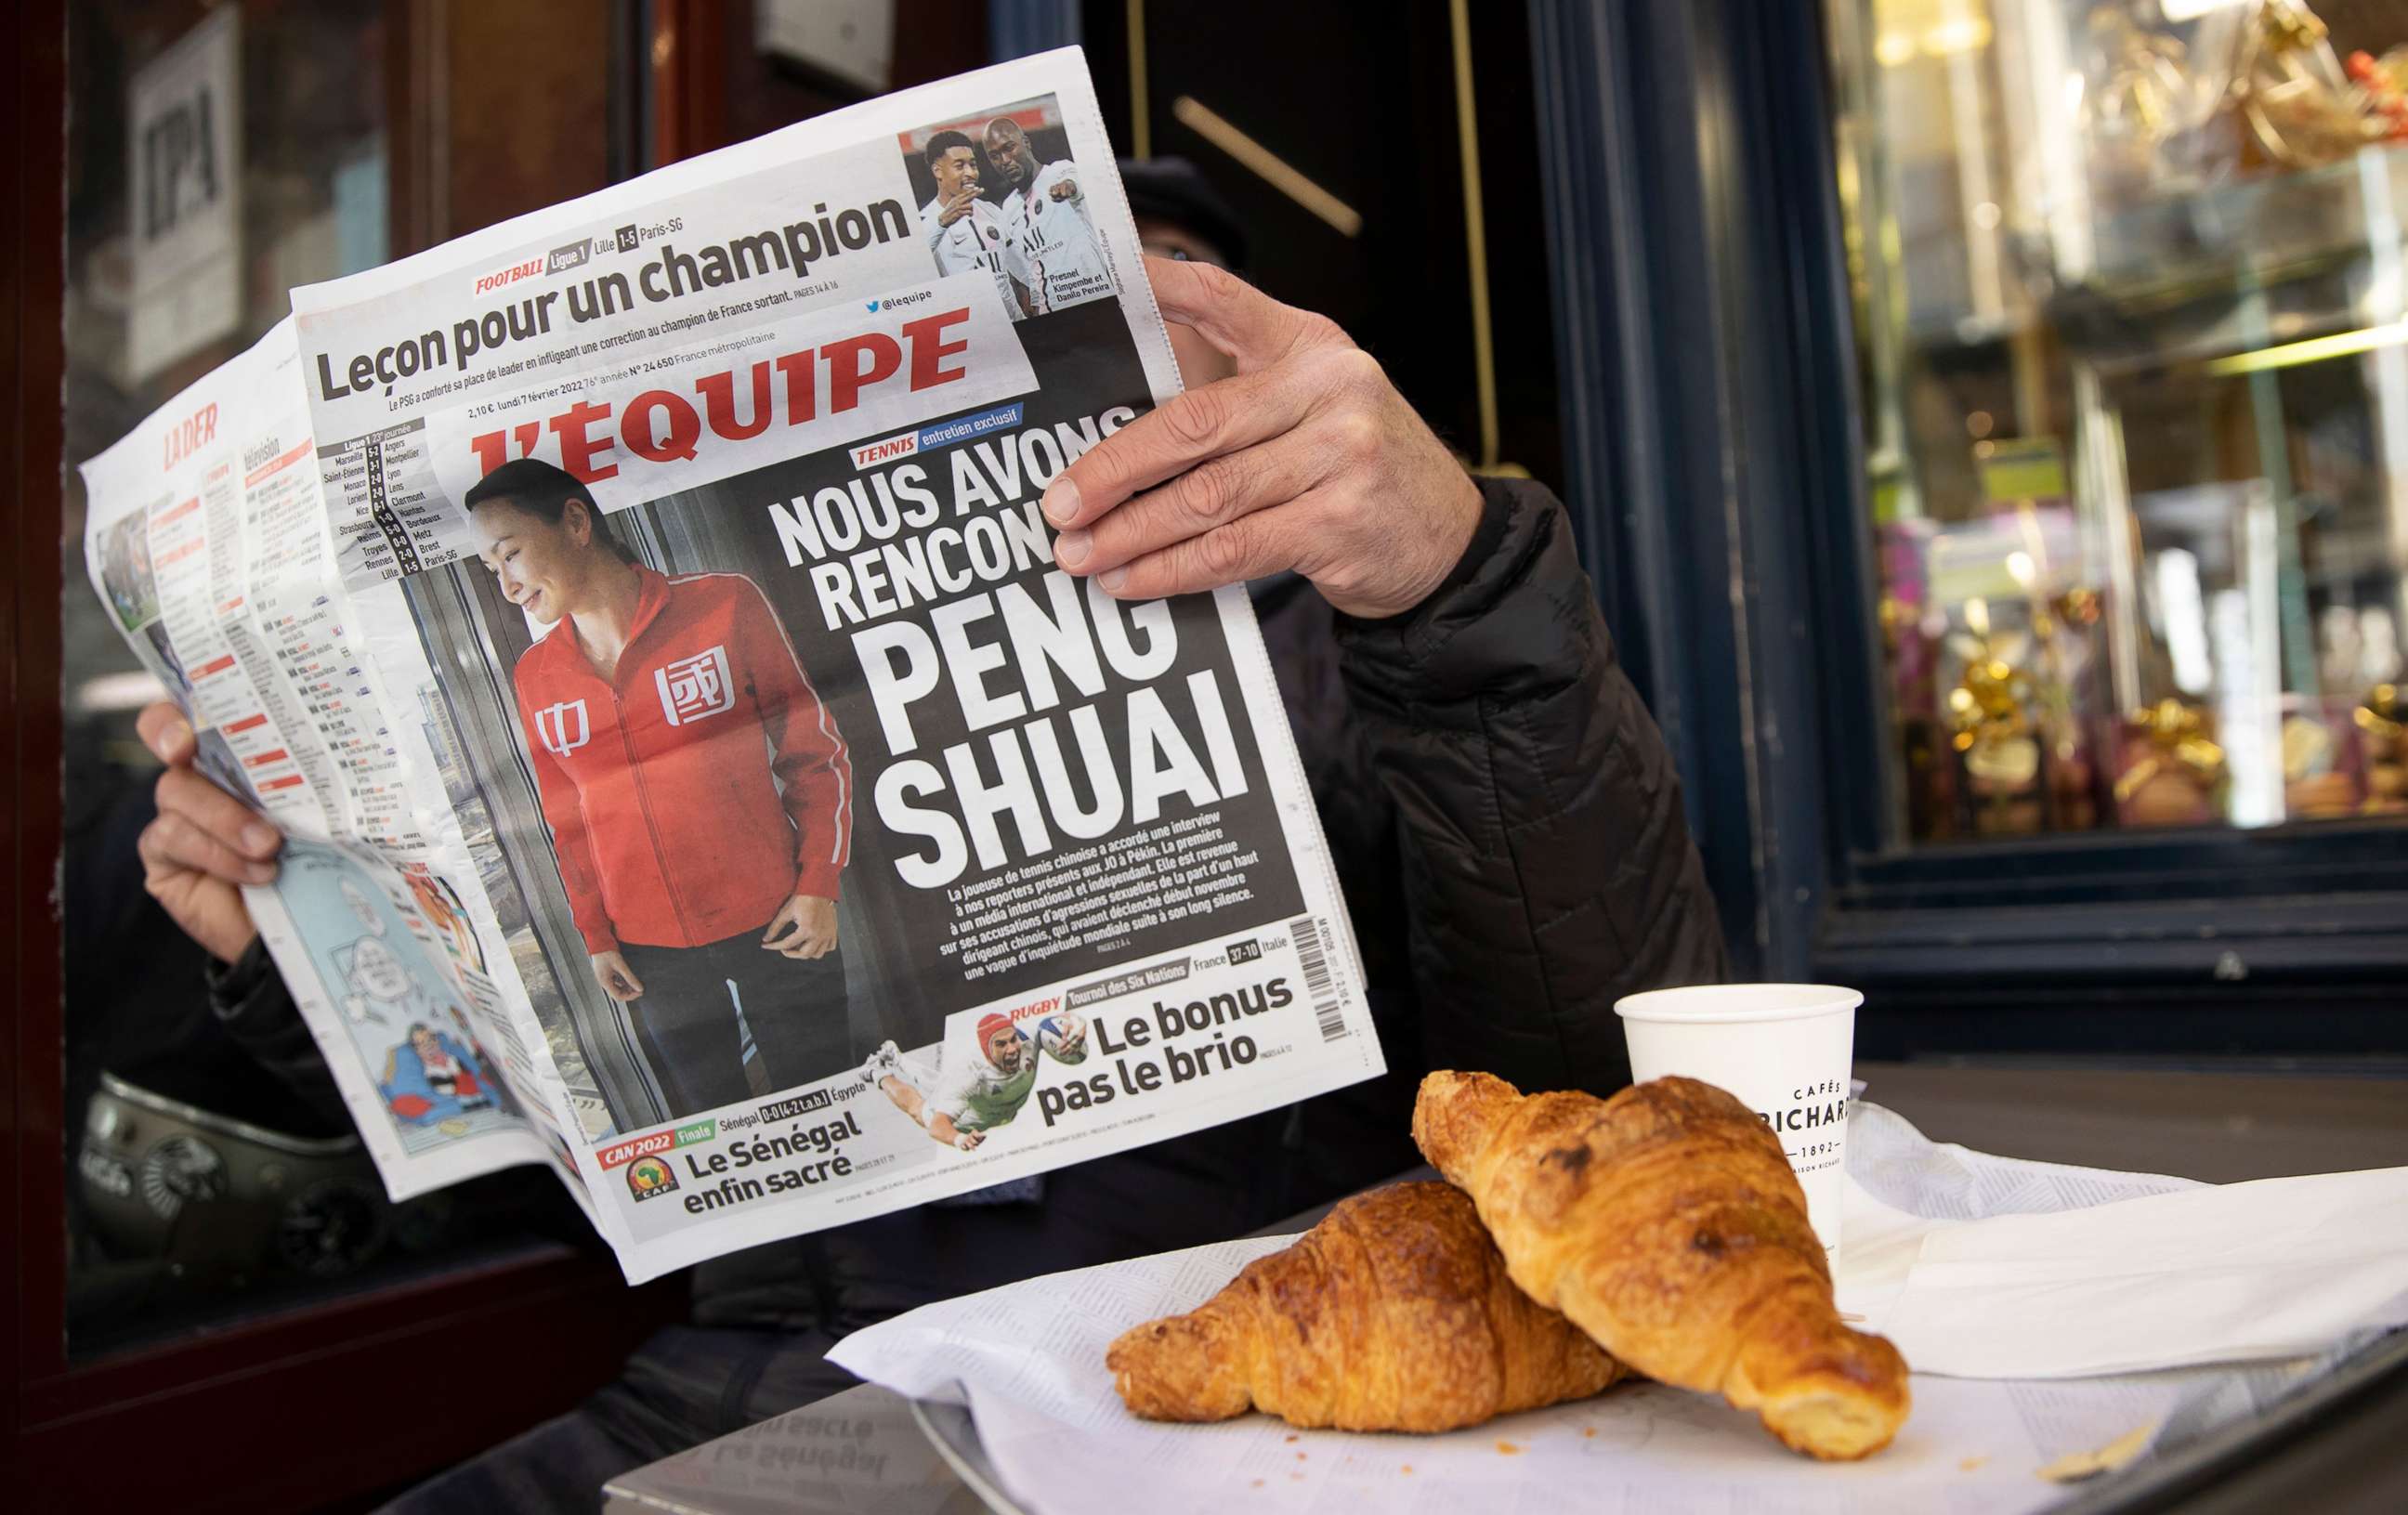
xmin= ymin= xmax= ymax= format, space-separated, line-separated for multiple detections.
xmin=983 ymin=120 xmax=1036 ymax=186
xmin=474 ymin=498 xmax=585 ymax=622
xmin=410 ymin=1026 xmax=441 ymax=1060
xmin=986 ymin=1025 xmax=1026 ymax=1073
xmin=933 ymin=145 xmax=980 ymax=197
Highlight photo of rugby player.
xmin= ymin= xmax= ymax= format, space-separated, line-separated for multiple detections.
xmin=857 ymin=1013 xmax=1040 ymax=1151
xmin=465 ymin=457 xmax=857 ymax=1119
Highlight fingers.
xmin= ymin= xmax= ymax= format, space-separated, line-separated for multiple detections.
xmin=772 ymin=931 xmax=836 ymax=960
xmin=1080 ymin=495 xmax=1328 ymax=601
xmin=593 ymin=954 xmax=640 ymax=999
xmin=1042 ymin=359 xmax=1315 ymax=530
xmin=156 ymin=764 xmax=282 ymax=865
xmin=137 ymin=701 xmax=196 ymax=765
xmin=1143 ymin=256 xmax=1334 ymax=374
xmin=760 ymin=914 xmax=804 ymax=949
xmin=1053 ymin=434 xmax=1322 ymax=582
xmin=139 ymin=809 xmax=275 ymax=888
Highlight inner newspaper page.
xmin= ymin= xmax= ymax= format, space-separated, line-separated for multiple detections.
xmin=287 ymin=47 xmax=1380 ymax=1281
xmin=78 ymin=323 xmax=582 ymax=1207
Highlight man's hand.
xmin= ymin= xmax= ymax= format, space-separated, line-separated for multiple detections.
xmin=761 ymin=894 xmax=839 ymax=960
xmin=136 ymin=701 xmax=279 ymax=963
xmin=937 ymin=181 xmax=979 ymax=226
xmin=1048 ymin=176 xmax=1079 ymax=202
xmin=1044 ymin=256 xmax=1482 ymax=618
xmin=591 ymin=950 xmax=645 ymax=999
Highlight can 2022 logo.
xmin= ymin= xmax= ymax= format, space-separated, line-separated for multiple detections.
xmin=626 ymin=1155 xmax=680 ymax=1201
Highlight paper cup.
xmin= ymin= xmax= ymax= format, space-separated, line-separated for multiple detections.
xmin=1613 ymin=983 xmax=1860 ymax=1252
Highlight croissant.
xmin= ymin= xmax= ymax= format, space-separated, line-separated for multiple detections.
xmin=1106 ymin=1181 xmax=1629 ymax=1431
xmin=1412 ymin=1071 xmax=1910 ymax=1460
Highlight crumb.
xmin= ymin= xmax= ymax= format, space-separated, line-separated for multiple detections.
xmin=1290 ymin=1470 xmax=1306 ymax=1482
xmin=1582 ymin=1427 xmax=1596 ymax=1439
xmin=1401 ymin=1465 xmax=1413 ymax=1476
xmin=2037 ymin=1424 xmax=2156 ymax=1483
xmin=1961 ymin=1456 xmax=1988 ymax=1472
xmin=1285 ymin=1434 xmax=1299 ymax=1443
xmin=1496 ymin=1440 xmax=1523 ymax=1456
xmin=1250 ymin=1479 xmax=1264 ymax=1489
xmin=1296 ymin=1451 xmax=1308 ymax=1461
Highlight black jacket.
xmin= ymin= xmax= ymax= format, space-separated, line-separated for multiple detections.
xmin=212 ymin=474 xmax=1727 ymax=1336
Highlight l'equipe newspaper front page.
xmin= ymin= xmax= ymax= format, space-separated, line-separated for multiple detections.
xmin=78 ymin=48 xmax=1381 ymax=1283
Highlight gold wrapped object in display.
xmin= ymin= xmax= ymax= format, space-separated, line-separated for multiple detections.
xmin=1949 ymin=660 xmax=2038 ymax=779
xmin=1948 ymin=657 xmax=2045 ymax=831
xmin=2357 ymin=684 xmax=2406 ymax=813
xmin=2228 ymin=0 xmax=2398 ymax=170
xmin=2114 ymin=699 xmax=2230 ymax=825
xmin=2085 ymin=5 xmax=2198 ymax=192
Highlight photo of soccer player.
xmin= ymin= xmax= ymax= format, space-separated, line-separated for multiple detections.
xmin=857 ymin=1013 xmax=1039 ymax=1152
xmin=897 ymin=96 xmax=1118 ymax=320
xmin=98 ymin=509 xmax=162 ymax=632
xmin=465 ymin=457 xmax=856 ymax=1119
xmin=915 ymin=128 xmax=1036 ymax=320
xmin=982 ymin=111 xmax=1115 ymax=315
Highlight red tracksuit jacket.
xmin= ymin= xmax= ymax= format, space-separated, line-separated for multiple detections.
xmin=513 ymin=568 xmax=852 ymax=953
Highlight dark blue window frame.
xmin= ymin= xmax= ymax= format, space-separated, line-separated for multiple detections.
xmin=1526 ymin=0 xmax=2407 ymax=1055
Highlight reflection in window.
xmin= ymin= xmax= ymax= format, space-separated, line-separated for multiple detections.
xmin=62 ymin=2 xmax=574 ymax=1358
xmin=1830 ymin=0 xmax=2408 ymax=842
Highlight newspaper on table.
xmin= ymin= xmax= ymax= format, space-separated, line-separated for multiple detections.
xmin=77 ymin=48 xmax=1381 ymax=1283
xmin=823 ymin=1103 xmax=2404 ymax=1515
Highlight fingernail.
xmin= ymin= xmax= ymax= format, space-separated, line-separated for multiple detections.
xmin=1041 ymin=477 xmax=1081 ymax=526
xmin=1098 ymin=568 xmax=1129 ymax=594
xmin=242 ymin=823 xmax=281 ymax=856
xmin=1054 ymin=529 xmax=1091 ymax=568
xmin=150 ymin=718 xmax=191 ymax=760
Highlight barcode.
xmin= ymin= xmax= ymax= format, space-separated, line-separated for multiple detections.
xmin=1289 ymin=915 xmax=1347 ymax=1041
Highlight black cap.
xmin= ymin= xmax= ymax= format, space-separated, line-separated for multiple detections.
xmin=1116 ymin=156 xmax=1249 ymax=272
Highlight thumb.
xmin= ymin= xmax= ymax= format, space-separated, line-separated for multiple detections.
xmin=1144 ymin=256 xmax=1324 ymax=372
xmin=137 ymin=702 xmax=196 ymax=765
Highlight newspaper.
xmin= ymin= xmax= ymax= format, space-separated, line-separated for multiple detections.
xmin=824 ymin=1103 xmax=2399 ymax=1515
xmin=78 ymin=48 xmax=1381 ymax=1283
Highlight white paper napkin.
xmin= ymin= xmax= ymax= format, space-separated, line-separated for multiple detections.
xmin=1871 ymin=1165 xmax=2408 ymax=1378
xmin=826 ymin=1103 xmax=2408 ymax=1515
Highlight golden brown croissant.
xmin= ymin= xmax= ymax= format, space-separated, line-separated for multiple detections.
xmin=1106 ymin=1181 xmax=1629 ymax=1431
xmin=1412 ymin=1071 xmax=1910 ymax=1459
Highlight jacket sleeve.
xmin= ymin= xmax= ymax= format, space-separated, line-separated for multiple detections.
xmin=518 ymin=680 xmax=619 ymax=954
xmin=737 ymin=578 xmax=854 ymax=901
xmin=206 ymin=940 xmax=353 ymax=1130
xmin=1332 ymin=477 xmax=1729 ymax=1095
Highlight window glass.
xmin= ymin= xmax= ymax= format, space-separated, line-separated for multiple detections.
xmin=61 ymin=0 xmax=580 ymax=1358
xmin=1828 ymin=0 xmax=2408 ymax=842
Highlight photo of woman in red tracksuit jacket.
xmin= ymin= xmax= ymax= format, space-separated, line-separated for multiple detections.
xmin=465 ymin=458 xmax=854 ymax=1117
